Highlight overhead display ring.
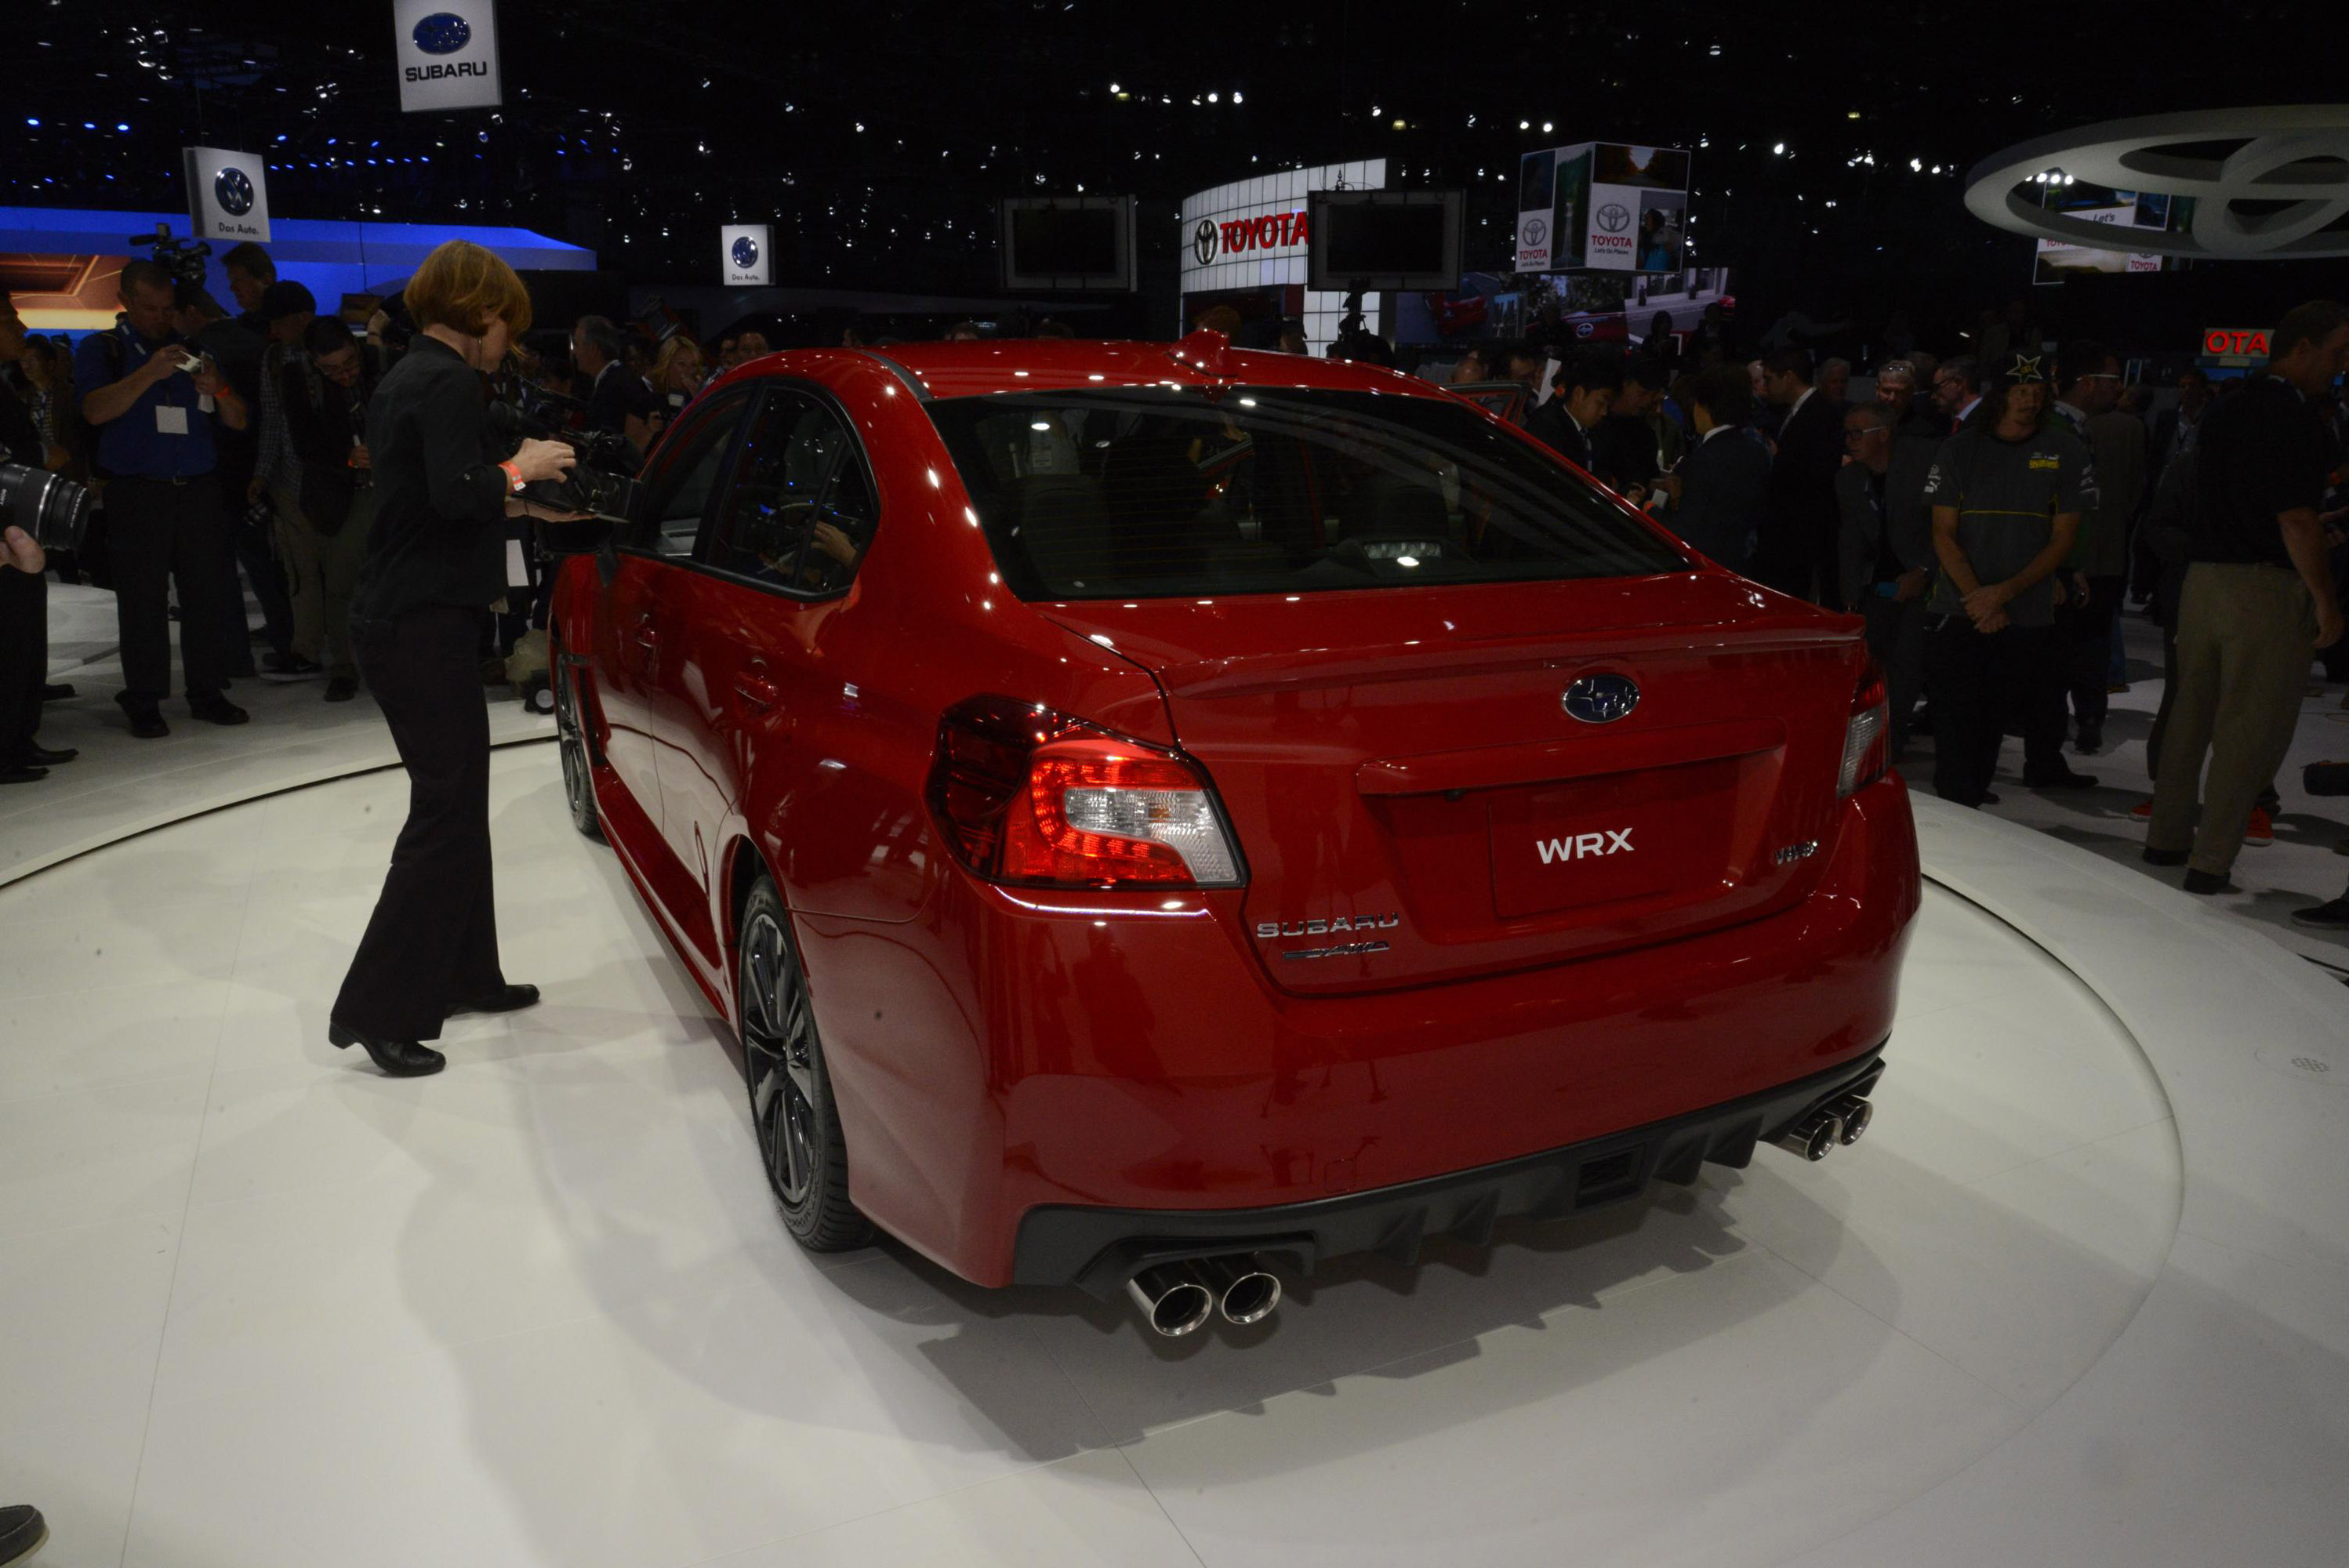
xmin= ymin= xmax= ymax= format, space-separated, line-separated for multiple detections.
xmin=1964 ymin=105 xmax=2349 ymax=259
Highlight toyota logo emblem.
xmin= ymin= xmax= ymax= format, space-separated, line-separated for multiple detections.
xmin=1522 ymin=217 xmax=1548 ymax=246
xmin=213 ymin=167 xmax=255 ymax=217
xmin=1596 ymin=202 xmax=1632 ymax=234
xmin=1563 ymin=673 xmax=1640 ymax=724
xmin=731 ymin=234 xmax=761 ymax=270
xmin=412 ymin=12 xmax=472 ymax=54
xmin=1193 ymin=219 xmax=1219 ymax=266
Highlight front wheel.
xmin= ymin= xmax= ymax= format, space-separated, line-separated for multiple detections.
xmin=739 ymin=875 xmax=872 ymax=1251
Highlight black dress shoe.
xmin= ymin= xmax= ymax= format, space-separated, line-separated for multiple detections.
xmin=446 ymin=982 xmax=540 ymax=1018
xmin=2181 ymin=869 xmax=2237 ymax=896
xmin=2025 ymin=768 xmax=2098 ymax=790
xmin=2144 ymin=846 xmax=2189 ymax=867
xmin=187 ymin=695 xmax=250 ymax=726
xmin=324 ymin=675 xmax=358 ymax=702
xmin=328 ymin=1022 xmax=447 ymax=1077
xmin=0 ymin=1502 xmax=48 ymax=1566
xmin=22 ymin=745 xmax=75 ymax=766
xmin=0 ymin=764 xmax=48 ymax=786
xmin=41 ymin=683 xmax=73 ymax=702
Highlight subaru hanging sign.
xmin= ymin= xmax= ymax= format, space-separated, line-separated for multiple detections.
xmin=394 ymin=0 xmax=502 ymax=112
xmin=182 ymin=145 xmax=272 ymax=242
xmin=721 ymin=223 xmax=773 ymax=287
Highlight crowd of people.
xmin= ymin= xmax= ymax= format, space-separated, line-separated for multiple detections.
xmin=1426 ymin=302 xmax=2349 ymax=928
xmin=5 ymin=250 xmax=2349 ymax=931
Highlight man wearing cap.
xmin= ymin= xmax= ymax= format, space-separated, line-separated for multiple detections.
xmin=1919 ymin=351 xmax=2100 ymax=805
xmin=247 ymin=281 xmax=325 ymax=681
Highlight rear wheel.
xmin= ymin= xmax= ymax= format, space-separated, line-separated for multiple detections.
xmin=554 ymin=655 xmax=602 ymax=840
xmin=739 ymin=876 xmax=871 ymax=1250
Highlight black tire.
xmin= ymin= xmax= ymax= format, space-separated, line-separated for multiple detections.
xmin=739 ymin=876 xmax=873 ymax=1251
xmin=554 ymin=655 xmax=603 ymax=840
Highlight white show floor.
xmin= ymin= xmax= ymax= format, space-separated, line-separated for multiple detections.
xmin=2 ymin=746 xmax=2344 ymax=1566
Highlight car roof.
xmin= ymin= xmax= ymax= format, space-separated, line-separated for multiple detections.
xmin=735 ymin=336 xmax=1454 ymax=405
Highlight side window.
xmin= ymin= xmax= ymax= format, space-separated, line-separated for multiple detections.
xmin=625 ymin=391 xmax=751 ymax=557
xmin=706 ymin=389 xmax=880 ymax=596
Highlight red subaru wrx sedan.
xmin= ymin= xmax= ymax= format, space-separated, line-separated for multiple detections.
xmin=549 ymin=334 xmax=1919 ymax=1335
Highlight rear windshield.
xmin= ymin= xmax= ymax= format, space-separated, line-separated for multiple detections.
xmin=925 ymin=385 xmax=1687 ymax=600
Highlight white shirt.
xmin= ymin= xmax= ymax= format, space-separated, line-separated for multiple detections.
xmin=1956 ymin=395 xmax=1982 ymax=423
xmin=1700 ymin=423 xmax=1737 ymax=445
xmin=1784 ymin=385 xmax=1817 ymax=425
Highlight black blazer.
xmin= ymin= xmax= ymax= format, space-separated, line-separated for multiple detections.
xmin=1525 ymin=401 xmax=1592 ymax=470
xmin=1669 ymin=426 xmax=1771 ymax=574
xmin=1759 ymin=389 xmax=1845 ymax=590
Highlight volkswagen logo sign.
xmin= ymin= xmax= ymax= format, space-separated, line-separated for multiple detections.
xmin=1596 ymin=202 xmax=1632 ymax=234
xmin=1193 ymin=219 xmax=1219 ymax=267
xmin=412 ymin=12 xmax=472 ymax=54
xmin=213 ymin=167 xmax=255 ymax=218
xmin=731 ymin=234 xmax=761 ymax=270
xmin=1563 ymin=673 xmax=1640 ymax=724
xmin=1522 ymin=216 xmax=1548 ymax=247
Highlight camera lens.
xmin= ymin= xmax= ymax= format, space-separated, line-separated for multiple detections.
xmin=0 ymin=462 xmax=95 ymax=554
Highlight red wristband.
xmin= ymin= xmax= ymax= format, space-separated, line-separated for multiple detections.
xmin=499 ymin=461 xmax=525 ymax=494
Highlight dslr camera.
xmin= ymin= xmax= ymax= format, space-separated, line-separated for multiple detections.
xmin=0 ymin=463 xmax=93 ymax=553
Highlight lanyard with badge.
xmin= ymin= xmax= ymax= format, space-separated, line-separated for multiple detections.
xmin=137 ymin=329 xmax=205 ymax=437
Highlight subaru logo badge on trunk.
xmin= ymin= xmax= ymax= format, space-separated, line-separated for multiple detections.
xmin=1563 ymin=673 xmax=1639 ymax=724
xmin=413 ymin=13 xmax=472 ymax=53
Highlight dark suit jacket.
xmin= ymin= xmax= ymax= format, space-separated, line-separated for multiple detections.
xmin=1524 ymin=401 xmax=1591 ymax=470
xmin=1759 ymin=388 xmax=1845 ymax=601
xmin=1668 ymin=426 xmax=1770 ymax=574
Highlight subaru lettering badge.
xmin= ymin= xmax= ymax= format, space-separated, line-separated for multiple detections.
xmin=731 ymin=234 xmax=760 ymax=270
xmin=1193 ymin=219 xmax=1219 ymax=266
xmin=213 ymin=167 xmax=255 ymax=217
xmin=412 ymin=12 xmax=472 ymax=54
xmin=1597 ymin=202 xmax=1632 ymax=234
xmin=1563 ymin=673 xmax=1639 ymax=724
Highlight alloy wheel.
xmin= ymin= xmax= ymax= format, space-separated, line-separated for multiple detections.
xmin=742 ymin=909 xmax=820 ymax=1208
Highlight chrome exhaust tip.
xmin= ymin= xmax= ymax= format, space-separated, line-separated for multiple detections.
xmin=1125 ymin=1264 xmax=1215 ymax=1338
xmin=1827 ymin=1095 xmax=1873 ymax=1145
xmin=1197 ymin=1254 xmax=1283 ymax=1325
xmin=1770 ymin=1110 xmax=1845 ymax=1162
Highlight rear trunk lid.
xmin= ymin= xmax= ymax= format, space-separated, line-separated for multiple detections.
xmin=1046 ymin=574 xmax=1863 ymax=995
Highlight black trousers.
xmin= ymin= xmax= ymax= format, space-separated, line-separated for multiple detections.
xmin=0 ymin=564 xmax=44 ymax=763
xmin=1861 ymin=590 xmax=1927 ymax=752
xmin=2063 ymin=575 xmax=2126 ymax=734
xmin=1925 ymin=615 xmax=2068 ymax=804
xmin=105 ymin=474 xmax=228 ymax=705
xmin=333 ymin=605 xmax=507 ymax=1041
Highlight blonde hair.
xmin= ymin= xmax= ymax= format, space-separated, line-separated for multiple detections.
xmin=652 ymin=335 xmax=704 ymax=390
xmin=405 ymin=239 xmax=533 ymax=338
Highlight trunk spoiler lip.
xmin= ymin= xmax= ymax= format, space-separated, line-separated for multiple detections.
xmin=1039 ymin=616 xmax=1862 ymax=701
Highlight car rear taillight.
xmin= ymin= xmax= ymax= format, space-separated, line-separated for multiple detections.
xmin=1837 ymin=653 xmax=1892 ymax=799
xmin=928 ymin=697 xmax=1244 ymax=889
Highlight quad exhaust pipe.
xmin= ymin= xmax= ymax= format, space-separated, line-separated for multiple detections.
xmin=1769 ymin=1094 xmax=1875 ymax=1162
xmin=1125 ymin=1254 xmax=1284 ymax=1336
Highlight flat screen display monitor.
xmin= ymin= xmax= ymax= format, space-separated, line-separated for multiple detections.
xmin=998 ymin=197 xmax=1137 ymax=292
xmin=1306 ymin=190 xmax=1465 ymax=293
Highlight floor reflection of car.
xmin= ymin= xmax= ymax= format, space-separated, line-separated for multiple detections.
xmin=549 ymin=332 xmax=1920 ymax=1338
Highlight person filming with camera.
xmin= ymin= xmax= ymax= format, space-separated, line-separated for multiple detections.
xmin=327 ymin=240 xmax=575 ymax=1078
xmin=74 ymin=259 xmax=250 ymax=739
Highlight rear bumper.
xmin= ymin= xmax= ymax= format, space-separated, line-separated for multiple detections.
xmin=1015 ymin=1044 xmax=1886 ymax=1298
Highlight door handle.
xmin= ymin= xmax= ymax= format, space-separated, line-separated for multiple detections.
xmin=632 ymin=621 xmax=660 ymax=652
xmin=735 ymin=661 xmax=780 ymax=710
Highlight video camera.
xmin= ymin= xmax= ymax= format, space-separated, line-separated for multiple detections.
xmin=485 ymin=396 xmax=641 ymax=524
xmin=130 ymin=223 xmax=213 ymax=289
